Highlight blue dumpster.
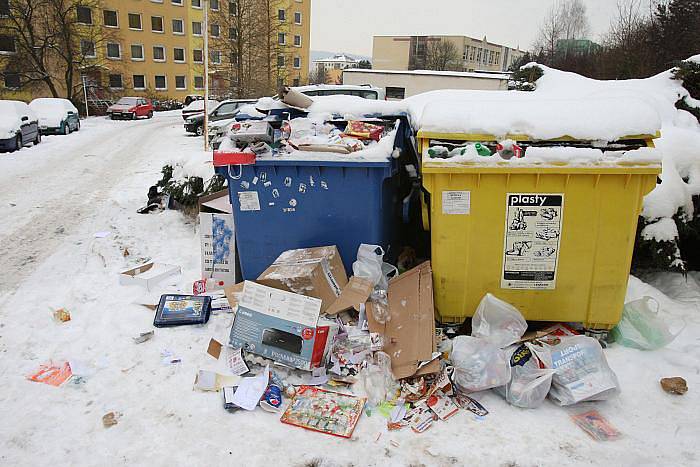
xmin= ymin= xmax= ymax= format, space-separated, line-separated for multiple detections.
xmin=220 ymin=158 xmax=397 ymax=279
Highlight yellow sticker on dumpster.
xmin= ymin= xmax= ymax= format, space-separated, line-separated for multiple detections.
xmin=501 ymin=193 xmax=563 ymax=290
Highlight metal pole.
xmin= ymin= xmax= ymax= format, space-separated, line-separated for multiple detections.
xmin=203 ymin=0 xmax=209 ymax=150
xmin=82 ymin=75 xmax=89 ymax=118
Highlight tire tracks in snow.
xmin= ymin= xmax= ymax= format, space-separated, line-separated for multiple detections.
xmin=0 ymin=116 xmax=176 ymax=294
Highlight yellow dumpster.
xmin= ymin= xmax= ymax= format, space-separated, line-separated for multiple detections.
xmin=419 ymin=131 xmax=661 ymax=330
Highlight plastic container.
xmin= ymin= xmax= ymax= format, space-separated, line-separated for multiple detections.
xmin=219 ymin=158 xmax=397 ymax=279
xmin=419 ymin=131 xmax=661 ymax=329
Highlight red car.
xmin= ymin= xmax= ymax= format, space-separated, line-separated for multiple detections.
xmin=107 ymin=97 xmax=154 ymax=120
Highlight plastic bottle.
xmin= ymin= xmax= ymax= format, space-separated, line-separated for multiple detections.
xmin=475 ymin=143 xmax=492 ymax=157
xmin=428 ymin=146 xmax=449 ymax=159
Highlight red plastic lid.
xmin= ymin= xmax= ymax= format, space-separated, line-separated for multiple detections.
xmin=213 ymin=150 xmax=256 ymax=167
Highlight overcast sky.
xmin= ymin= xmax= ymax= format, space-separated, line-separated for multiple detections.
xmin=310 ymin=0 xmax=652 ymax=56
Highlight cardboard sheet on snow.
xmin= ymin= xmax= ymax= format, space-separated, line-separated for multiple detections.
xmin=367 ymin=261 xmax=440 ymax=379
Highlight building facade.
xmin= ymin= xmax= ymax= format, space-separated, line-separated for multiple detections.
xmin=312 ymin=54 xmax=358 ymax=84
xmin=0 ymin=0 xmax=310 ymax=102
xmin=372 ymin=35 xmax=525 ymax=73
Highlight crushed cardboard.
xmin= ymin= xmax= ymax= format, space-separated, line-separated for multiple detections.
xmin=367 ymin=261 xmax=440 ymax=380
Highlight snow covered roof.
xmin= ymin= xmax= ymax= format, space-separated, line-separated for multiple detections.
xmin=344 ymin=68 xmax=510 ymax=80
xmin=314 ymin=54 xmax=359 ymax=64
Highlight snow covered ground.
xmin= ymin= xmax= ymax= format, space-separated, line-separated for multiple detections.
xmin=0 ymin=112 xmax=699 ymax=466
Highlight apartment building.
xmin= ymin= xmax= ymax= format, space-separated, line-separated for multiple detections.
xmin=0 ymin=0 xmax=310 ymax=101
xmin=312 ymin=54 xmax=359 ymax=84
xmin=373 ymin=35 xmax=525 ymax=73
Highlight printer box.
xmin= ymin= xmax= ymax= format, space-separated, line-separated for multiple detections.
xmin=229 ymin=281 xmax=338 ymax=371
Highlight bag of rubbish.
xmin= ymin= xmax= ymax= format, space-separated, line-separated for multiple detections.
xmin=352 ymin=244 xmax=386 ymax=287
xmin=471 ymin=293 xmax=528 ymax=348
xmin=549 ymin=335 xmax=619 ymax=406
xmin=451 ymin=336 xmax=510 ymax=393
xmin=359 ymin=351 xmax=398 ymax=407
xmin=611 ymin=296 xmax=683 ymax=350
xmin=496 ymin=342 xmax=555 ymax=408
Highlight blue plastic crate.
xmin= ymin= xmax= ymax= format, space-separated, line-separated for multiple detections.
xmin=219 ymin=158 xmax=397 ymax=279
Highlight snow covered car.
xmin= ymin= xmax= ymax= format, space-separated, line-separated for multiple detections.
xmin=107 ymin=97 xmax=154 ymax=120
xmin=29 ymin=98 xmax=80 ymax=135
xmin=181 ymin=99 xmax=219 ymax=121
xmin=0 ymin=100 xmax=41 ymax=152
xmin=293 ymin=84 xmax=386 ymax=100
xmin=184 ymin=99 xmax=256 ymax=135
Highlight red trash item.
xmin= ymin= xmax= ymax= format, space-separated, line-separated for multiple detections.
xmin=344 ymin=121 xmax=384 ymax=141
xmin=213 ymin=150 xmax=256 ymax=167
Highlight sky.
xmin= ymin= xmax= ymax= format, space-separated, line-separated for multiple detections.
xmin=309 ymin=0 xmax=653 ymax=57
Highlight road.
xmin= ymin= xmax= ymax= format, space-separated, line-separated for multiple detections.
xmin=0 ymin=112 xmax=190 ymax=294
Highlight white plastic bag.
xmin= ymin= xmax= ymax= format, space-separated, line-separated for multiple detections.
xmin=451 ymin=336 xmax=510 ymax=393
xmin=549 ymin=335 xmax=619 ymax=406
xmin=471 ymin=293 xmax=528 ymax=348
xmin=497 ymin=342 xmax=555 ymax=408
xmin=352 ymin=244 xmax=385 ymax=287
xmin=611 ymin=296 xmax=683 ymax=350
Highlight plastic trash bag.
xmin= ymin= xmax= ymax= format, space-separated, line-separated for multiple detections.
xmin=549 ymin=335 xmax=619 ymax=406
xmin=611 ymin=296 xmax=682 ymax=350
xmin=360 ymin=351 xmax=397 ymax=407
xmin=471 ymin=293 xmax=528 ymax=348
xmin=496 ymin=342 xmax=555 ymax=408
xmin=451 ymin=336 xmax=510 ymax=393
xmin=352 ymin=244 xmax=385 ymax=287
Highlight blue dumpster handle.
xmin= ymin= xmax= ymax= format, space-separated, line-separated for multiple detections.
xmin=227 ymin=164 xmax=244 ymax=180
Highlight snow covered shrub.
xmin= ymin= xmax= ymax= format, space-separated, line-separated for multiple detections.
xmin=157 ymin=164 xmax=226 ymax=212
xmin=509 ymin=64 xmax=543 ymax=91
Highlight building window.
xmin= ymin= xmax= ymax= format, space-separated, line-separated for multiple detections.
xmin=4 ymin=72 xmax=20 ymax=88
xmin=81 ymin=40 xmax=95 ymax=58
xmin=229 ymin=1 xmax=237 ymax=15
xmin=172 ymin=19 xmax=184 ymax=34
xmin=229 ymin=52 xmax=238 ymax=64
xmin=153 ymin=46 xmax=165 ymax=61
xmin=151 ymin=16 xmax=164 ymax=33
xmin=103 ymin=10 xmax=118 ymax=27
xmin=193 ymin=49 xmax=203 ymax=63
xmin=128 ymin=13 xmax=142 ymax=30
xmin=108 ymin=74 xmax=123 ymax=89
xmin=106 ymin=42 xmax=121 ymax=59
xmin=211 ymin=50 xmax=221 ymax=64
xmin=155 ymin=75 xmax=167 ymax=90
xmin=294 ymin=35 xmax=301 ymax=47
xmin=133 ymin=74 xmax=146 ymax=89
xmin=175 ymin=75 xmax=186 ymax=89
xmin=192 ymin=21 xmax=202 ymax=36
xmin=211 ymin=24 xmax=220 ymax=37
xmin=172 ymin=0 xmax=183 ymax=5
xmin=0 ymin=35 xmax=14 ymax=53
xmin=131 ymin=44 xmax=144 ymax=60
xmin=174 ymin=47 xmax=185 ymax=62
xmin=76 ymin=6 xmax=92 ymax=24
xmin=0 ymin=0 xmax=10 ymax=17
xmin=386 ymin=87 xmax=405 ymax=99
xmin=194 ymin=76 xmax=204 ymax=89
xmin=210 ymin=0 xmax=219 ymax=10
xmin=277 ymin=54 xmax=285 ymax=67
xmin=293 ymin=56 xmax=301 ymax=69
xmin=292 ymin=78 xmax=300 ymax=87
xmin=278 ymin=9 xmax=285 ymax=21
xmin=192 ymin=0 xmax=201 ymax=8
xmin=278 ymin=33 xmax=286 ymax=45
xmin=229 ymin=27 xmax=238 ymax=40
xmin=294 ymin=12 xmax=301 ymax=24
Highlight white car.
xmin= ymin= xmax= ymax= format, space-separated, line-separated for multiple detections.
xmin=181 ymin=99 xmax=220 ymax=121
xmin=292 ymin=84 xmax=386 ymax=100
xmin=29 ymin=98 xmax=80 ymax=135
xmin=0 ymin=100 xmax=41 ymax=152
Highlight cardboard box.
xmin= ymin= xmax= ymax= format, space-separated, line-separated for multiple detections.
xmin=119 ymin=262 xmax=181 ymax=291
xmin=325 ymin=276 xmax=374 ymax=315
xmin=257 ymin=246 xmax=348 ymax=313
xmin=199 ymin=191 xmax=238 ymax=290
xmin=366 ymin=261 xmax=440 ymax=380
xmin=229 ymin=281 xmax=339 ymax=371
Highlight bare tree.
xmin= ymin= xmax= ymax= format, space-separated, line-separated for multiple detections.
xmin=308 ymin=66 xmax=328 ymax=85
xmin=0 ymin=0 xmax=118 ymax=100
xmin=533 ymin=0 xmax=590 ymax=61
xmin=424 ymin=39 xmax=460 ymax=71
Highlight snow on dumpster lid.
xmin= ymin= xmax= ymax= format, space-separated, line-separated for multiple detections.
xmin=416 ymin=94 xmax=661 ymax=142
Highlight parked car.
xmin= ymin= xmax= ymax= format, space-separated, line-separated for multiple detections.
xmin=184 ymin=94 xmax=204 ymax=106
xmin=291 ymin=84 xmax=386 ymax=100
xmin=184 ymin=99 xmax=256 ymax=135
xmin=181 ymin=99 xmax=220 ymax=121
xmin=153 ymin=99 xmax=183 ymax=112
xmin=107 ymin=97 xmax=154 ymax=120
xmin=0 ymin=100 xmax=41 ymax=152
xmin=29 ymin=98 xmax=80 ymax=135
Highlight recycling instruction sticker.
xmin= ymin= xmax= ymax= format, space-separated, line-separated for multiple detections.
xmin=501 ymin=193 xmax=564 ymax=290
